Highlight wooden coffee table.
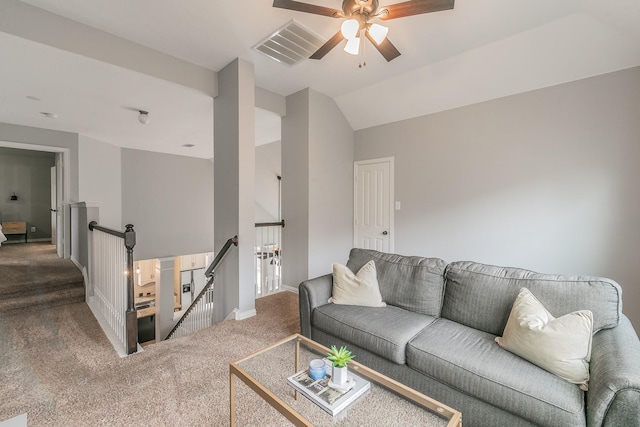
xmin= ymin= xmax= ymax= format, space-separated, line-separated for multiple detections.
xmin=230 ymin=334 xmax=462 ymax=426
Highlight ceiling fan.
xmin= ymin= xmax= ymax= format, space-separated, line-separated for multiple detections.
xmin=272 ymin=0 xmax=455 ymax=62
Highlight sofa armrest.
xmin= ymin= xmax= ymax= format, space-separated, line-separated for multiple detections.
xmin=587 ymin=315 xmax=640 ymax=427
xmin=298 ymin=274 xmax=333 ymax=339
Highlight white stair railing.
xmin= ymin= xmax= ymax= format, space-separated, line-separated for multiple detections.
xmin=88 ymin=222 xmax=137 ymax=355
xmin=166 ymin=236 xmax=238 ymax=340
xmin=168 ymin=285 xmax=215 ymax=339
xmin=255 ymin=221 xmax=284 ymax=297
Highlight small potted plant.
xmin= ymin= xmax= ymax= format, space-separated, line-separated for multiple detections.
xmin=327 ymin=345 xmax=355 ymax=385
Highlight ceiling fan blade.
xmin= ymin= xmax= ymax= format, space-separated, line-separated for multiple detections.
xmin=310 ymin=31 xmax=345 ymax=60
xmin=378 ymin=0 xmax=455 ymax=20
xmin=365 ymin=32 xmax=401 ymax=62
xmin=273 ymin=0 xmax=343 ymax=18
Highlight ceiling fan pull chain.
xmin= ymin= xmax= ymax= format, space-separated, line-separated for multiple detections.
xmin=359 ymin=32 xmax=367 ymax=68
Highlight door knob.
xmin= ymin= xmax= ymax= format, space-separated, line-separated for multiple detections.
xmin=382 ymin=231 xmax=388 ymax=235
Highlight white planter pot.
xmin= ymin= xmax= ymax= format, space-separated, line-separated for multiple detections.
xmin=332 ymin=365 xmax=348 ymax=385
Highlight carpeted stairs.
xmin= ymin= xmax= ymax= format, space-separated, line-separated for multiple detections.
xmin=0 ymin=242 xmax=84 ymax=315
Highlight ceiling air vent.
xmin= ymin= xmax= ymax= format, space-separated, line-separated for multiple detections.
xmin=253 ymin=20 xmax=326 ymax=66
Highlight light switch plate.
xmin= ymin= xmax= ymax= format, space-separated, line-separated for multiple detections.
xmin=395 ymin=201 xmax=401 ymax=210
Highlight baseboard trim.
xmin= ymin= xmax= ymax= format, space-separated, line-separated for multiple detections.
xmin=228 ymin=308 xmax=257 ymax=321
xmin=86 ymin=296 xmax=144 ymax=358
xmin=70 ymin=258 xmax=90 ymax=292
xmin=282 ymin=285 xmax=298 ymax=294
xmin=1 ymin=238 xmax=53 ymax=244
xmin=80 ymin=266 xmax=89 ymax=291
xmin=70 ymin=256 xmax=81 ymax=270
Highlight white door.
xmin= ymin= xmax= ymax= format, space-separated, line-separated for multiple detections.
xmin=354 ymin=158 xmax=394 ymax=252
xmin=50 ymin=166 xmax=57 ymax=245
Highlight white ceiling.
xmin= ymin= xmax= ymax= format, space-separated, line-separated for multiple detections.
xmin=2 ymin=0 xmax=640 ymax=159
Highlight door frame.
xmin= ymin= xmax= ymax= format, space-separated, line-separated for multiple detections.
xmin=353 ymin=157 xmax=395 ymax=253
xmin=0 ymin=141 xmax=70 ymax=258
xmin=51 ymin=166 xmax=57 ymax=245
xmin=55 ymin=151 xmax=70 ymax=259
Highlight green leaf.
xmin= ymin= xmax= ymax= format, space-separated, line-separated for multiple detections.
xmin=327 ymin=345 xmax=355 ymax=367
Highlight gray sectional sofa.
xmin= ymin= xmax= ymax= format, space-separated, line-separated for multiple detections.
xmin=299 ymin=248 xmax=640 ymax=426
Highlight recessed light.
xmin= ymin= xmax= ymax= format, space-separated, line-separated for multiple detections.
xmin=40 ymin=112 xmax=58 ymax=119
xmin=26 ymin=95 xmax=41 ymax=101
xmin=182 ymin=144 xmax=195 ymax=148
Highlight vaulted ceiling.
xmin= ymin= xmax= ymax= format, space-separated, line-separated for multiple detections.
xmin=1 ymin=0 xmax=639 ymax=158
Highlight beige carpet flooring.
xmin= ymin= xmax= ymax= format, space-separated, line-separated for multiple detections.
xmin=0 ymin=291 xmax=303 ymax=426
xmin=0 ymin=246 xmax=446 ymax=426
xmin=0 ymin=243 xmax=84 ymax=314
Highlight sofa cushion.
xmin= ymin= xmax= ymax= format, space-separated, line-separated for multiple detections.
xmin=346 ymin=248 xmax=447 ymax=316
xmin=313 ymin=303 xmax=436 ymax=364
xmin=441 ymin=261 xmax=622 ymax=335
xmin=407 ymin=318 xmax=586 ymax=426
xmin=496 ymin=288 xmax=593 ymax=390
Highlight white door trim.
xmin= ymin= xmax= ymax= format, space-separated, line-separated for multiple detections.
xmin=353 ymin=157 xmax=394 ymax=253
xmin=0 ymin=141 xmax=70 ymax=259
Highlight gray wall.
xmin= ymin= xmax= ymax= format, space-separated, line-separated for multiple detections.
xmin=307 ymin=90 xmax=355 ymax=278
xmin=0 ymin=123 xmax=79 ymax=257
xmin=282 ymin=89 xmax=355 ymax=287
xmin=121 ymin=148 xmax=214 ymax=260
xmin=282 ymin=90 xmax=311 ymax=287
xmin=0 ymin=123 xmax=79 ymax=202
xmin=0 ymin=147 xmax=55 ymax=241
xmin=69 ymin=202 xmax=99 ymax=272
xmin=78 ymin=135 xmax=122 ymax=229
xmin=213 ymin=58 xmax=256 ymax=320
xmin=355 ymin=66 xmax=640 ymax=332
xmin=255 ymin=140 xmax=281 ymax=222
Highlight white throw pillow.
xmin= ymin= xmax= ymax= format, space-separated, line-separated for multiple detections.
xmin=496 ymin=288 xmax=593 ymax=390
xmin=329 ymin=260 xmax=386 ymax=307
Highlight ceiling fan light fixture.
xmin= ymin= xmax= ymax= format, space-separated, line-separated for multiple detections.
xmin=368 ymin=23 xmax=388 ymax=44
xmin=272 ymin=0 xmax=455 ymax=62
xmin=344 ymin=37 xmax=360 ymax=55
xmin=341 ymin=19 xmax=360 ymax=39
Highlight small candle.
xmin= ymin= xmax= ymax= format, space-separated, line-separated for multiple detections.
xmin=308 ymin=359 xmax=326 ymax=380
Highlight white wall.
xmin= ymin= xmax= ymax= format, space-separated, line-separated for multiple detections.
xmin=0 ymin=0 xmax=216 ymax=96
xmin=78 ymin=135 xmax=122 ymax=228
xmin=121 ymin=148 xmax=214 ymax=260
xmin=355 ymin=67 xmax=640 ymax=332
xmin=255 ymin=140 xmax=281 ymax=222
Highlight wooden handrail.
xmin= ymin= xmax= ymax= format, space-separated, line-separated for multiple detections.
xmin=255 ymin=220 xmax=285 ymax=228
xmin=204 ymin=235 xmax=239 ymax=278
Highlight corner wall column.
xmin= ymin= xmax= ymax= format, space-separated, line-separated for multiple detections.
xmin=281 ymin=89 xmax=355 ymax=288
xmin=213 ymin=58 xmax=256 ymax=321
